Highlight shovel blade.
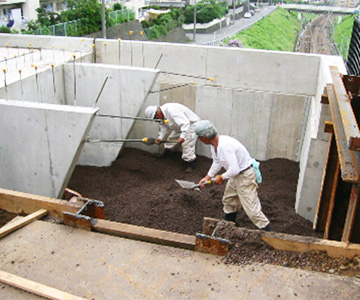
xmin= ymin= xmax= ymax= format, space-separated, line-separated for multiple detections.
xmin=175 ymin=179 xmax=197 ymax=189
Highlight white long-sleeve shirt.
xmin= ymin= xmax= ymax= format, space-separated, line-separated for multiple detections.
xmin=208 ymin=135 xmax=252 ymax=180
xmin=158 ymin=103 xmax=201 ymax=140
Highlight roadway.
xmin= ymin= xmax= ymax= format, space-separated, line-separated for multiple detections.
xmin=186 ymin=5 xmax=278 ymax=45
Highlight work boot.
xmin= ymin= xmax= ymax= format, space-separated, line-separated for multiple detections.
xmin=224 ymin=212 xmax=237 ymax=223
xmin=184 ymin=160 xmax=195 ymax=173
xmin=261 ymin=224 xmax=271 ymax=232
xmin=154 ymin=148 xmax=171 ymax=159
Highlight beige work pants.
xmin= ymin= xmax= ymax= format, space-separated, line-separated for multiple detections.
xmin=222 ymin=167 xmax=270 ymax=229
xmin=164 ymin=124 xmax=197 ymax=162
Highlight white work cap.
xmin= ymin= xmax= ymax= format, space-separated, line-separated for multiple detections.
xmin=194 ymin=120 xmax=217 ymax=138
xmin=144 ymin=105 xmax=157 ymax=119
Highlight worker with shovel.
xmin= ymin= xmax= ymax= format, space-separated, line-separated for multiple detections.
xmin=194 ymin=120 xmax=271 ymax=231
xmin=144 ymin=103 xmax=201 ymax=172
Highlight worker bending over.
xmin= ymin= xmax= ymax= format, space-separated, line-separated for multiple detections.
xmin=195 ymin=120 xmax=271 ymax=231
xmin=144 ymin=103 xmax=201 ymax=171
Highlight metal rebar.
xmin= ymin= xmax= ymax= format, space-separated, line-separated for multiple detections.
xmin=160 ymin=71 xmax=213 ymax=81
xmin=96 ymin=113 xmax=163 ymax=123
xmin=94 ymin=76 xmax=109 ymax=106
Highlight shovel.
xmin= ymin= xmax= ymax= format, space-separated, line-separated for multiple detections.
xmin=86 ymin=137 xmax=178 ymax=146
xmin=175 ymin=178 xmax=215 ymax=190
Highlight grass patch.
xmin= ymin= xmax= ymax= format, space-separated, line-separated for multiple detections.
xmin=333 ymin=15 xmax=358 ymax=59
xmin=224 ymin=7 xmax=301 ymax=51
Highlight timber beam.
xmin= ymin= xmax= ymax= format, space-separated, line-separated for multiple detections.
xmin=262 ymin=231 xmax=360 ymax=258
xmin=326 ymin=83 xmax=358 ymax=183
xmin=330 ymin=66 xmax=360 ymax=151
xmin=0 ymin=188 xmax=83 ymax=219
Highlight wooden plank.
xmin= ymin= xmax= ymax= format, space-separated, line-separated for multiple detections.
xmin=0 ymin=209 xmax=48 ymax=239
xmin=314 ymin=134 xmax=340 ymax=231
xmin=92 ymin=219 xmax=196 ymax=250
xmin=0 ymin=188 xmax=83 ymax=219
xmin=0 ymin=269 xmax=87 ymax=300
xmin=262 ymin=232 xmax=360 ymax=258
xmin=323 ymin=160 xmax=340 ymax=239
xmin=330 ymin=66 xmax=360 ymax=151
xmin=342 ymin=184 xmax=360 ymax=242
xmin=327 ymin=83 xmax=359 ymax=182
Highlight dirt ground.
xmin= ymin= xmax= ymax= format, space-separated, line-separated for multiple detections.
xmin=66 ymin=147 xmax=359 ymax=278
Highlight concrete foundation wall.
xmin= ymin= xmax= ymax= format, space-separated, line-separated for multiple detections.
xmin=128 ymin=84 xmax=311 ymax=162
xmin=0 ymin=99 xmax=98 ymax=198
xmin=62 ymin=63 xmax=160 ymax=166
xmin=95 ymin=39 xmax=321 ymax=96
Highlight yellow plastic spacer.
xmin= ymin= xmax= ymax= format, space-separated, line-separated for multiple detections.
xmin=62 ymin=46 xmax=66 ymax=50
xmin=142 ymin=137 xmax=148 ymax=142
xmin=28 ymin=43 xmax=31 ymax=47
xmin=209 ymin=78 xmax=214 ymax=81
xmin=5 ymin=43 xmax=9 ymax=47
xmin=104 ymin=42 xmax=107 ymax=46
xmin=81 ymin=38 xmax=84 ymax=41
xmin=92 ymin=44 xmax=95 ymax=48
xmin=129 ymin=31 xmax=133 ymax=35
xmin=190 ymin=81 xmax=195 ymax=85
xmin=72 ymin=54 xmax=76 ymax=59
xmin=52 ymin=45 xmax=55 ymax=49
xmin=14 ymin=54 xmax=17 ymax=58
xmin=140 ymin=31 xmax=144 ymax=36
xmin=2 ymin=69 xmax=6 ymax=74
xmin=51 ymin=63 xmax=54 ymax=68
xmin=34 ymin=65 xmax=38 ymax=70
xmin=4 ymin=56 xmax=7 ymax=60
xmin=18 ymin=69 xmax=21 ymax=74
xmin=164 ymin=120 xmax=169 ymax=124
xmin=118 ymin=38 xmax=121 ymax=42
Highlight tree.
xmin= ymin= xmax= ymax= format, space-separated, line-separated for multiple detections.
xmin=60 ymin=0 xmax=112 ymax=34
xmin=184 ymin=0 xmax=228 ymax=24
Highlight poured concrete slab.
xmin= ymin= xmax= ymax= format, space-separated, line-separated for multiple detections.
xmin=63 ymin=63 xmax=159 ymax=166
xmin=0 ymin=220 xmax=359 ymax=299
xmin=0 ymin=99 xmax=98 ymax=198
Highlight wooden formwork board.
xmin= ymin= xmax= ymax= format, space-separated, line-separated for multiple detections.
xmin=262 ymin=232 xmax=360 ymax=258
xmin=0 ymin=270 xmax=87 ymax=300
xmin=326 ymin=83 xmax=358 ymax=183
xmin=0 ymin=188 xmax=82 ymax=219
xmin=330 ymin=66 xmax=360 ymax=151
xmin=0 ymin=209 xmax=48 ymax=239
xmin=92 ymin=218 xmax=196 ymax=250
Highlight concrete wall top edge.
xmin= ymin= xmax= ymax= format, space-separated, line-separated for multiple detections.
xmin=76 ymin=62 xmax=160 ymax=74
xmin=0 ymin=99 xmax=99 ymax=114
xmin=1 ymin=34 xmax=94 ymax=52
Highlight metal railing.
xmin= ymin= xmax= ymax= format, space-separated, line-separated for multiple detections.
xmin=30 ymin=9 xmax=135 ymax=37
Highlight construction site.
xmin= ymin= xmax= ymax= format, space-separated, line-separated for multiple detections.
xmin=1 ymin=31 xmax=360 ymax=299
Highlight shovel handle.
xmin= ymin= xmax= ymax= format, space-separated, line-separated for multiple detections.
xmin=193 ymin=178 xmax=215 ymax=189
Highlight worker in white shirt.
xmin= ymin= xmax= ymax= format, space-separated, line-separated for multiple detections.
xmin=144 ymin=103 xmax=201 ymax=171
xmin=194 ymin=120 xmax=271 ymax=231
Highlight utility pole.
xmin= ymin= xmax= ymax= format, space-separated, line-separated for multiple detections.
xmin=193 ymin=0 xmax=197 ymax=41
xmin=233 ymin=0 xmax=235 ymax=24
xmin=102 ymin=0 xmax=106 ymax=38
